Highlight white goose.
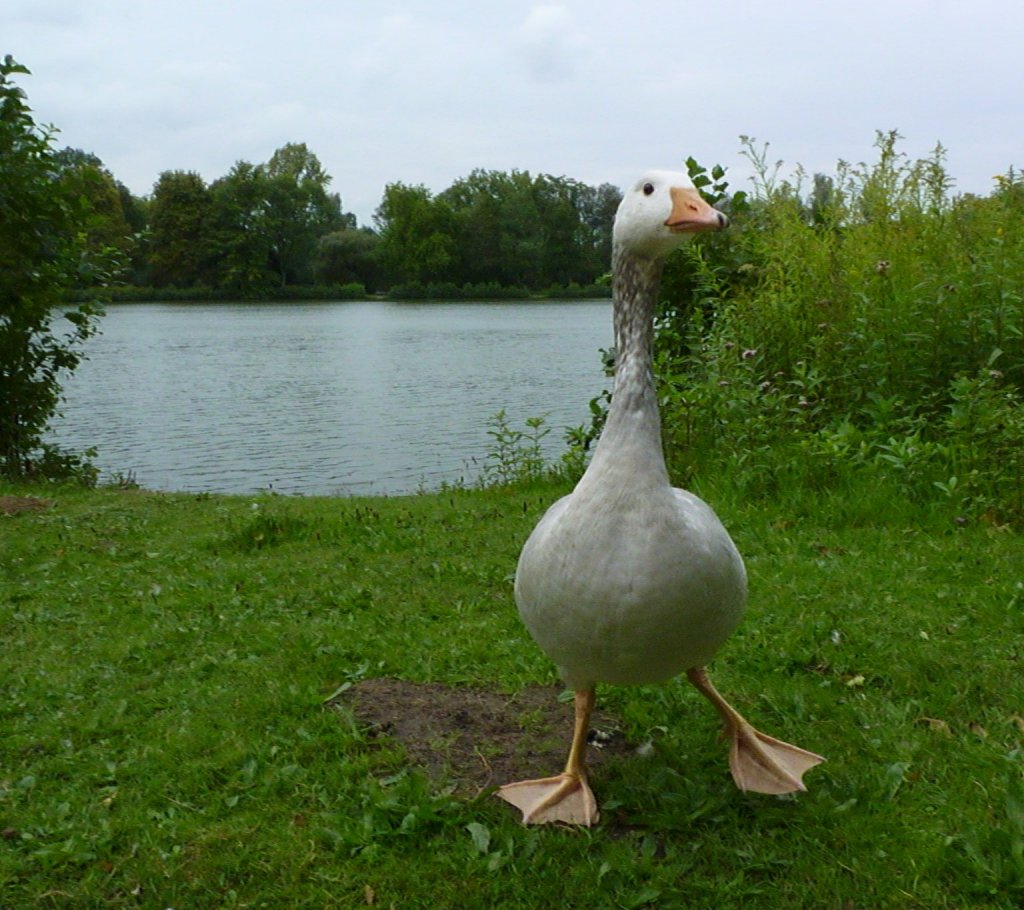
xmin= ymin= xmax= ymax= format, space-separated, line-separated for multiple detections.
xmin=497 ymin=170 xmax=824 ymax=826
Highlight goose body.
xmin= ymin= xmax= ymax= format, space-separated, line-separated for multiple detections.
xmin=498 ymin=170 xmax=823 ymax=826
xmin=516 ymin=476 xmax=746 ymax=689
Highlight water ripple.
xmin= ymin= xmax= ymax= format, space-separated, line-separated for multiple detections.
xmin=50 ymin=300 xmax=611 ymax=495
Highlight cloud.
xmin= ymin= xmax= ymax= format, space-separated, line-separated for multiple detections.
xmin=516 ymin=4 xmax=583 ymax=82
xmin=351 ymin=14 xmax=419 ymax=80
xmin=7 ymin=0 xmax=85 ymax=28
xmin=8 ymin=0 xmax=1024 ymax=224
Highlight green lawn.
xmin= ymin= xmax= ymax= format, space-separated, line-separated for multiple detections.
xmin=1 ymin=481 xmax=1022 ymax=908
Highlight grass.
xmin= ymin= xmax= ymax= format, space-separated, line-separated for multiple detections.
xmin=1 ymin=478 xmax=1022 ymax=908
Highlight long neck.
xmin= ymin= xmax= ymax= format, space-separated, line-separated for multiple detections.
xmin=579 ymin=246 xmax=670 ymax=488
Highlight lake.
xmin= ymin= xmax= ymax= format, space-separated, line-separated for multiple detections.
xmin=49 ymin=300 xmax=613 ymax=496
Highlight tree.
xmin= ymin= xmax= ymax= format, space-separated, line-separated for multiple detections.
xmin=313 ymin=228 xmax=382 ymax=289
xmin=374 ymin=183 xmax=456 ymax=284
xmin=265 ymin=141 xmax=331 ymax=187
xmin=439 ymin=170 xmax=617 ymax=290
xmin=53 ymin=148 xmax=135 ymax=268
xmin=147 ymin=170 xmax=214 ymax=287
xmin=262 ymin=144 xmax=349 ymax=286
xmin=208 ymin=161 xmax=276 ymax=293
xmin=441 ymin=169 xmax=550 ymax=286
xmin=0 ymin=56 xmax=111 ymax=479
xmin=808 ymin=173 xmax=837 ymax=226
xmin=206 ymin=144 xmax=351 ymax=292
xmin=531 ymin=173 xmax=590 ymax=286
xmin=576 ymin=182 xmax=622 ymax=275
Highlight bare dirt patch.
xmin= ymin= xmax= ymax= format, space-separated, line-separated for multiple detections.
xmin=333 ymin=678 xmax=633 ymax=796
xmin=0 ymin=496 xmax=53 ymax=516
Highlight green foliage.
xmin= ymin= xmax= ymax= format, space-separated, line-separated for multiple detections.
xmin=52 ymin=147 xmax=135 ymax=271
xmin=207 ymin=160 xmax=282 ymax=294
xmin=384 ymin=281 xmax=611 ymax=301
xmin=375 ymin=171 xmax=622 ymax=293
xmin=146 ymin=170 xmax=214 ymax=287
xmin=143 ymin=145 xmax=355 ymax=296
xmin=388 ymin=281 xmax=532 ymax=301
xmin=439 ymin=170 xmax=613 ymax=289
xmin=540 ymin=281 xmax=612 ymax=299
xmin=479 ymin=410 xmax=552 ymax=486
xmin=313 ymin=227 xmax=383 ymax=290
xmin=0 ymin=56 xmax=110 ymax=480
xmin=652 ymin=133 xmax=1024 ymax=525
xmin=98 ymin=283 xmax=368 ymax=302
xmin=375 ymin=182 xmax=458 ymax=285
xmin=261 ymin=142 xmax=352 ymax=287
xmin=32 ymin=128 xmax=619 ymax=298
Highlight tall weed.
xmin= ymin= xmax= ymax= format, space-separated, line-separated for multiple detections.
xmin=655 ymin=133 xmax=1024 ymax=524
xmin=479 ymin=410 xmax=552 ymax=486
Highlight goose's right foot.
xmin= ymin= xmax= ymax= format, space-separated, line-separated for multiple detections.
xmin=496 ymin=771 xmax=599 ymax=826
xmin=496 ymin=687 xmax=600 ymax=826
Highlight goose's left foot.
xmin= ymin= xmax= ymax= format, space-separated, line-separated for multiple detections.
xmin=687 ymin=667 xmax=825 ymax=795
xmin=497 ymin=687 xmax=599 ymax=826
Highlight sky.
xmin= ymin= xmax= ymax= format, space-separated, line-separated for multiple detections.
xmin=7 ymin=0 xmax=1024 ymax=226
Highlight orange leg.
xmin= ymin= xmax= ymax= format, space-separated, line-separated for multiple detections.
xmin=496 ymin=688 xmax=600 ymax=826
xmin=687 ymin=667 xmax=824 ymax=794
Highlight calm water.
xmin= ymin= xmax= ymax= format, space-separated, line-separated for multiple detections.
xmin=50 ymin=300 xmax=612 ymax=495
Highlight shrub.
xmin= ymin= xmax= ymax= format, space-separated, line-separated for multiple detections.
xmin=649 ymin=133 xmax=1024 ymax=523
xmin=0 ymin=57 xmax=113 ymax=480
xmin=479 ymin=411 xmax=552 ymax=486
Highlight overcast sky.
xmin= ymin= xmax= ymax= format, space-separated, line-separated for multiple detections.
xmin=8 ymin=0 xmax=1023 ymax=225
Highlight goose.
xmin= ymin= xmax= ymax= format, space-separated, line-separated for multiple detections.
xmin=497 ymin=170 xmax=824 ymax=826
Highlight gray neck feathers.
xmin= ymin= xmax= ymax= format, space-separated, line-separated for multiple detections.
xmin=611 ymin=246 xmax=663 ymax=410
xmin=578 ymin=246 xmax=669 ymax=489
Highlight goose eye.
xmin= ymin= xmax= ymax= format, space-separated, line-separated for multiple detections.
xmin=642 ymin=182 xmax=655 ymax=196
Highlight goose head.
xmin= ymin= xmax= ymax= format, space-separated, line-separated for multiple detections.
xmin=613 ymin=170 xmax=728 ymax=260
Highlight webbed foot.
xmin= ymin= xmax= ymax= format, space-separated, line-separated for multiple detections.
xmin=729 ymin=722 xmax=825 ymax=794
xmin=687 ymin=666 xmax=825 ymax=795
xmin=497 ymin=772 xmax=599 ymax=825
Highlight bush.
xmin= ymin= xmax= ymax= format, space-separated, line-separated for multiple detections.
xmin=539 ymin=282 xmax=612 ymax=299
xmin=95 ymin=283 xmax=370 ymax=303
xmin=387 ymin=282 xmax=532 ymax=301
xmin=479 ymin=410 xmax=552 ymax=486
xmin=648 ymin=133 xmax=1024 ymax=524
xmin=0 ymin=57 xmax=111 ymax=480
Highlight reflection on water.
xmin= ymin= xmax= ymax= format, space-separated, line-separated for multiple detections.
xmin=50 ymin=300 xmax=611 ymax=495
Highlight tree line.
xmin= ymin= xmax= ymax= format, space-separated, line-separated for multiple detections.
xmin=51 ymin=142 xmax=622 ymax=299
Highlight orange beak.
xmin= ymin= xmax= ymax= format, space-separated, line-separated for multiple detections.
xmin=665 ymin=186 xmax=729 ymax=233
